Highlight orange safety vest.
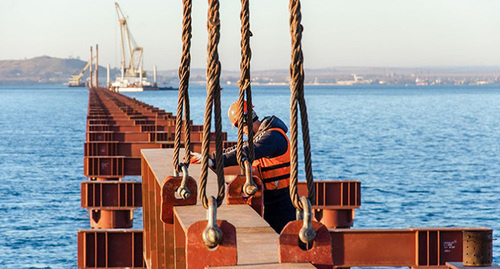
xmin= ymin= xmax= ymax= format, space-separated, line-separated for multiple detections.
xmin=252 ymin=127 xmax=290 ymax=191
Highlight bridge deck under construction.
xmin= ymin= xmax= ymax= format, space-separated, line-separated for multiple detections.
xmin=77 ymin=87 xmax=494 ymax=268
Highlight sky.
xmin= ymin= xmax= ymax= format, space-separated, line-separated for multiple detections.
xmin=1 ymin=0 xmax=500 ymax=71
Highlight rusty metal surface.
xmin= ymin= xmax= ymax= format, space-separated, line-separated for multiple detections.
xmin=330 ymin=228 xmax=415 ymax=267
xmin=85 ymin=141 xmax=163 ymax=156
xmin=84 ymin=156 xmax=141 ymax=177
xmin=81 ymin=181 xmax=142 ymax=209
xmin=297 ymin=180 xmax=360 ymax=228
xmin=174 ymin=204 xmax=280 ymax=265
xmin=86 ymin=131 xmax=150 ymax=142
xmin=149 ymin=148 xmax=286 ymax=267
xmin=279 ymin=220 xmax=333 ymax=269
xmin=89 ymin=209 xmax=133 ymax=229
xmin=226 ymin=175 xmax=264 ymax=216
xmin=297 ymin=180 xmax=361 ymax=209
xmin=86 ymin=88 xmax=497 ymax=268
xmin=82 ymin=88 xmax=213 ymax=267
xmin=329 ymin=227 xmax=493 ymax=268
xmin=186 ymin=220 xmax=237 ymax=269
xmin=84 ymin=88 xmax=232 ymax=181
xmin=313 ymin=208 xmax=353 ymax=229
xmin=141 ymin=157 xmax=154 ymax=268
xmin=142 ymin=148 xmax=234 ymax=269
xmin=160 ymin=176 xmax=197 ymax=223
xmin=77 ymin=229 xmax=144 ymax=268
xmin=174 ymin=214 xmax=187 ymax=269
xmin=463 ymin=230 xmax=493 ymax=266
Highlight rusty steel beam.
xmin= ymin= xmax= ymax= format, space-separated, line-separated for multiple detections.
xmin=329 ymin=227 xmax=493 ymax=268
xmin=87 ymin=124 xmax=172 ymax=132
xmin=144 ymin=148 xmax=314 ymax=268
xmin=141 ymin=149 xmax=195 ymax=268
xmin=298 ymin=180 xmax=361 ymax=228
xmin=77 ymin=229 xmax=144 ymax=268
xmin=88 ymin=98 xmax=172 ymax=121
xmin=87 ymin=115 xmax=148 ymax=120
xmin=330 ymin=228 xmax=415 ymax=267
xmin=83 ymin=89 xmax=246 ymax=267
xmin=85 ymin=131 xmax=187 ymax=143
xmin=86 ymin=130 xmax=225 ymax=143
xmin=86 ymin=131 xmax=150 ymax=142
xmin=87 ymin=124 xmax=199 ymax=133
xmin=84 ymin=141 xmax=163 ymax=157
xmin=81 ymin=181 xmax=142 ymax=209
xmin=92 ymin=101 xmax=172 ymax=119
xmin=83 ymin=141 xmax=236 ymax=159
xmin=298 ymin=180 xmax=361 ymax=209
xmin=87 ymin=124 xmax=143 ymax=132
xmin=149 ymin=131 xmax=227 ymax=143
xmin=84 ymin=156 xmax=141 ymax=177
xmin=88 ymin=100 xmax=170 ymax=121
xmin=87 ymin=119 xmax=169 ymax=126
xmin=84 ymin=89 xmax=234 ymax=179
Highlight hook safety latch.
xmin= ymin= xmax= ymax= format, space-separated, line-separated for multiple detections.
xmin=175 ymin=163 xmax=191 ymax=200
xmin=298 ymin=196 xmax=316 ymax=245
xmin=202 ymin=196 xmax=223 ymax=248
xmin=242 ymin=158 xmax=258 ymax=196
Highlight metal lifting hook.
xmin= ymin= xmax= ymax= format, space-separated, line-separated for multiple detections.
xmin=242 ymin=158 xmax=258 ymax=196
xmin=202 ymin=196 xmax=223 ymax=248
xmin=175 ymin=163 xmax=191 ymax=200
xmin=298 ymin=196 xmax=316 ymax=245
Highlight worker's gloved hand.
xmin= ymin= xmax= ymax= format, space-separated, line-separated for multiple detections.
xmin=189 ymin=152 xmax=215 ymax=168
xmin=190 ymin=152 xmax=203 ymax=164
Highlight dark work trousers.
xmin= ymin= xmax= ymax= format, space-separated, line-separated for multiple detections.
xmin=263 ymin=187 xmax=296 ymax=234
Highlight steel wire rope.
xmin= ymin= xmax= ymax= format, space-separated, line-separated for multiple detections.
xmin=173 ymin=0 xmax=193 ymax=174
xmin=288 ymin=0 xmax=315 ymax=210
xmin=234 ymin=0 xmax=259 ymax=196
xmin=199 ymin=0 xmax=225 ymax=209
xmin=236 ymin=0 xmax=255 ymax=172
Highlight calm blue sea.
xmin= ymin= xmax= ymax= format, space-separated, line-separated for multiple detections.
xmin=0 ymin=84 xmax=498 ymax=268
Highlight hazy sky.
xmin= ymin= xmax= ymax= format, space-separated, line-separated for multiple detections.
xmin=1 ymin=0 xmax=500 ymax=71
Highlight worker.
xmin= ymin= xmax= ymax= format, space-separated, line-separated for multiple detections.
xmin=191 ymin=101 xmax=296 ymax=233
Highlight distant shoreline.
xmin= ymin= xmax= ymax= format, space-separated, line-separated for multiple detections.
xmin=1 ymin=56 xmax=500 ymax=87
xmin=2 ymin=82 xmax=499 ymax=88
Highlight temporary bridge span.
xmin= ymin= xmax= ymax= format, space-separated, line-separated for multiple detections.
xmin=77 ymin=87 xmax=494 ymax=268
xmin=77 ymin=0 xmax=494 ymax=267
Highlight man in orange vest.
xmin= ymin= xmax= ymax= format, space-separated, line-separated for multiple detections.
xmin=191 ymin=101 xmax=296 ymax=233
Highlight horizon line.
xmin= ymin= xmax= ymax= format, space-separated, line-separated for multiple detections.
xmin=3 ymin=55 xmax=500 ymax=72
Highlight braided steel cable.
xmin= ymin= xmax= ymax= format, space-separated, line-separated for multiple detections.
xmin=236 ymin=0 xmax=255 ymax=172
xmin=173 ymin=0 xmax=193 ymax=174
xmin=288 ymin=0 xmax=315 ymax=210
xmin=199 ymin=0 xmax=225 ymax=209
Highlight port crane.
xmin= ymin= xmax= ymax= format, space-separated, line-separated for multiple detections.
xmin=67 ymin=57 xmax=95 ymax=87
xmin=115 ymin=2 xmax=144 ymax=78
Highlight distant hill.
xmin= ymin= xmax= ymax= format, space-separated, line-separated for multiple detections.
xmin=1 ymin=56 xmax=499 ymax=86
xmin=0 ymin=56 xmax=114 ymax=85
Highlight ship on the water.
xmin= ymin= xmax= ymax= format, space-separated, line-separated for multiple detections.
xmin=110 ymin=66 xmax=176 ymax=92
xmin=110 ymin=2 xmax=176 ymax=93
xmin=67 ymin=56 xmax=94 ymax=87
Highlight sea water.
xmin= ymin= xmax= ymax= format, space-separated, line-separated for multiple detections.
xmin=0 ymin=84 xmax=498 ymax=268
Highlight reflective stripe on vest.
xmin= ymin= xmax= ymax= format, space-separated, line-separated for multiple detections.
xmin=253 ymin=127 xmax=290 ymax=191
